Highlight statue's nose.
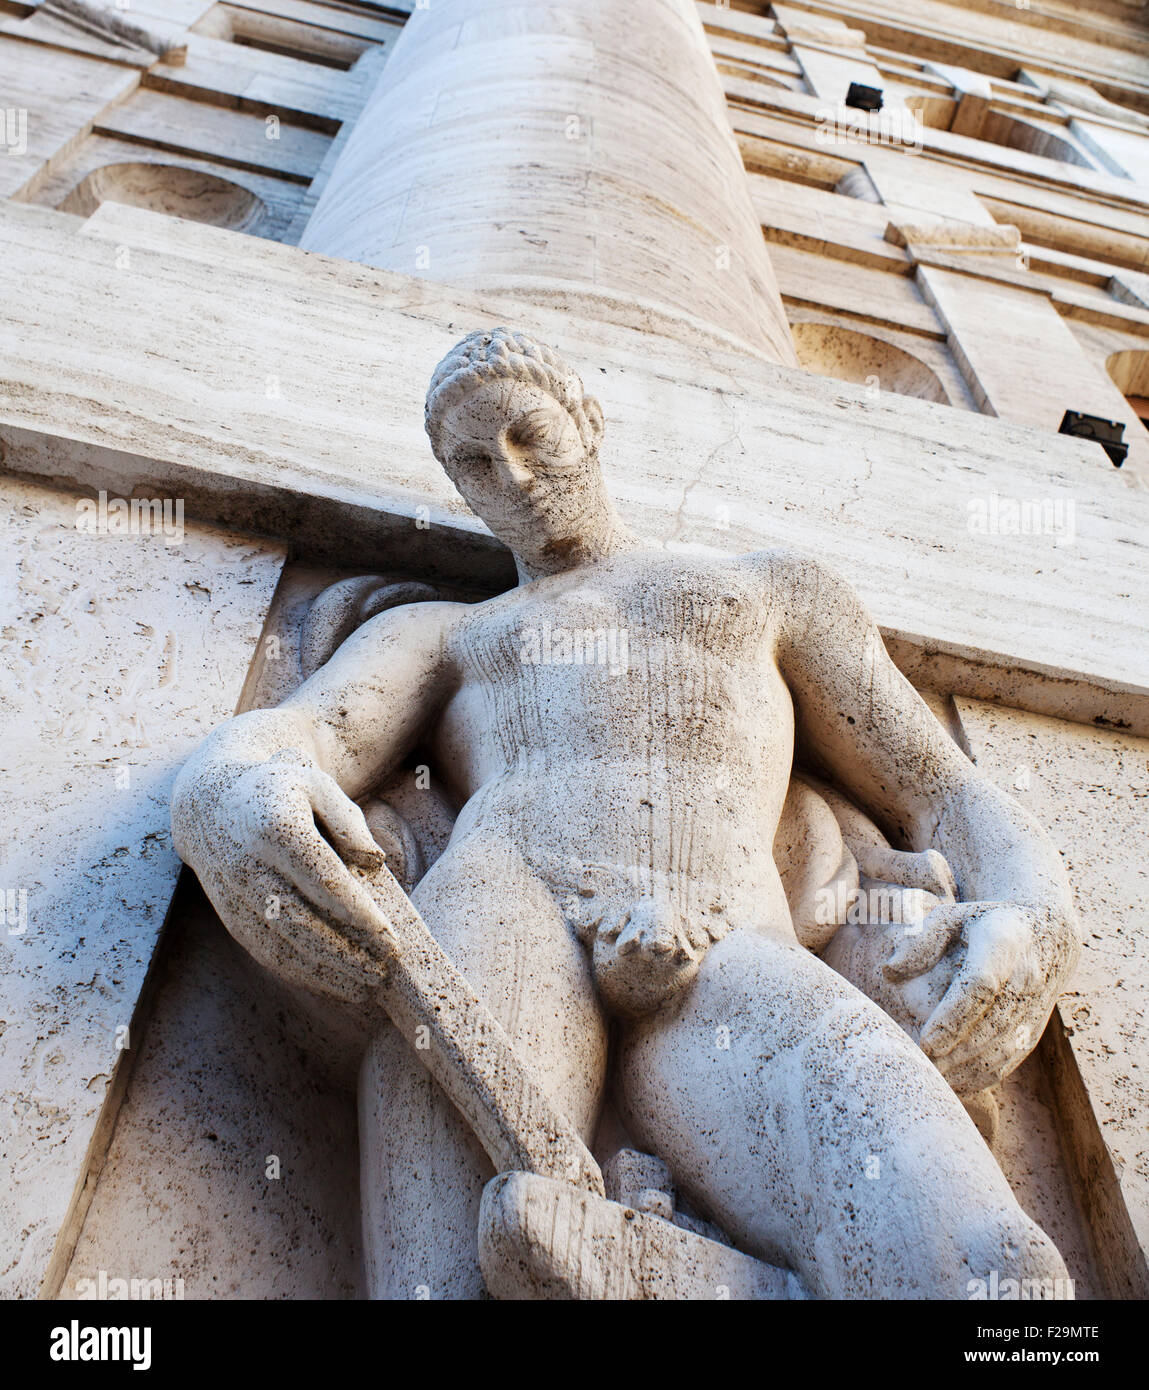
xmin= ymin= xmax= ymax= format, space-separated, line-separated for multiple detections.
xmin=492 ymin=446 xmax=534 ymax=491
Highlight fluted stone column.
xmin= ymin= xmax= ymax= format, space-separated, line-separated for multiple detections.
xmin=302 ymin=0 xmax=797 ymax=364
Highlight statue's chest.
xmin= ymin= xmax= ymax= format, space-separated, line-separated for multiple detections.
xmin=455 ymin=563 xmax=772 ymax=681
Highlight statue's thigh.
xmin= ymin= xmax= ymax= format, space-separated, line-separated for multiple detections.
xmin=359 ymin=831 xmax=608 ymax=1299
xmin=615 ymin=928 xmax=1030 ymax=1297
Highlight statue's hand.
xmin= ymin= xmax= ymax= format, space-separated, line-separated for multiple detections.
xmin=883 ymin=901 xmax=1080 ymax=1093
xmin=172 ymin=747 xmax=398 ymax=1004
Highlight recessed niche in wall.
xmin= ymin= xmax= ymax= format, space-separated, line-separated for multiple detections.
xmin=977 ymin=112 xmax=1095 ymax=168
xmin=791 ymin=322 xmax=951 ymax=404
xmin=58 ymin=163 xmax=267 ymax=233
xmin=1107 ymin=349 xmax=1149 ymax=431
xmin=903 ymin=93 xmax=958 ymax=128
xmin=192 ymin=3 xmax=373 ymax=70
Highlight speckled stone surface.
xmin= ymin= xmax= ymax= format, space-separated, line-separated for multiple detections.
xmin=0 ymin=475 xmax=284 ymax=1297
xmin=59 ymin=886 xmax=363 ymax=1300
xmin=955 ymin=697 xmax=1149 ymax=1296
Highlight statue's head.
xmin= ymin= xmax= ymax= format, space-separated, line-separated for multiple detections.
xmin=425 ymin=327 xmax=610 ymax=573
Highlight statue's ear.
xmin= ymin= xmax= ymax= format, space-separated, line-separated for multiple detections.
xmin=583 ymin=394 xmax=605 ymax=451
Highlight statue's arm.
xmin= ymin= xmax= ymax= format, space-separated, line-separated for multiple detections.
xmin=171 ymin=600 xmax=464 ymax=1002
xmin=768 ymin=551 xmax=1081 ymax=1092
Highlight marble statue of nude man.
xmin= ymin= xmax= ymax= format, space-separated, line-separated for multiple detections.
xmin=172 ymin=327 xmax=1081 ymax=1299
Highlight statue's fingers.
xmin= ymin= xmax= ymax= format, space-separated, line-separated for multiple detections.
xmin=918 ymin=936 xmax=1004 ymax=1060
xmin=212 ymin=866 xmax=387 ymax=1004
xmin=919 ymin=909 xmax=1030 ymax=1058
xmin=266 ymin=820 xmax=396 ymax=958
xmin=934 ymin=1006 xmax=1016 ymax=1079
xmin=919 ymin=974 xmax=997 ymax=1063
xmin=237 ymin=770 xmax=327 ymax=855
xmin=942 ymin=1031 xmax=1025 ymax=1095
xmin=944 ymin=1057 xmax=1005 ymax=1097
xmin=859 ymin=847 xmax=956 ymax=901
xmin=882 ymin=906 xmax=962 ymax=982
xmin=305 ymin=768 xmax=387 ymax=869
xmin=935 ymin=970 xmax=1039 ymax=1078
xmin=268 ymin=894 xmax=388 ymax=1003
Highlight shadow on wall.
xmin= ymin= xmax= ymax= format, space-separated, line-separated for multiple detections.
xmin=978 ymin=113 xmax=1095 ymax=169
xmin=791 ymin=321 xmax=951 ymax=404
xmin=58 ymin=163 xmax=267 ymax=233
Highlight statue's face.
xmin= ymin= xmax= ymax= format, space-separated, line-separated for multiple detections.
xmin=433 ymin=379 xmax=605 ymax=562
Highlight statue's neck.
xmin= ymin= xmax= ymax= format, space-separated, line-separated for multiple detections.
xmin=513 ymin=511 xmax=645 ymax=584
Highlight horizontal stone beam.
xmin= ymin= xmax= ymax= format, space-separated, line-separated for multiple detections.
xmin=2 ymin=198 xmax=1148 ymax=732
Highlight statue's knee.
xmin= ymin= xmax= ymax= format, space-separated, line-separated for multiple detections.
xmin=962 ymin=1206 xmax=1072 ymax=1300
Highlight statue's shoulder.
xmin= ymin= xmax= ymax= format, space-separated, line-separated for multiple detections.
xmin=736 ymin=544 xmax=839 ymax=592
xmin=736 ymin=546 xmax=868 ymax=632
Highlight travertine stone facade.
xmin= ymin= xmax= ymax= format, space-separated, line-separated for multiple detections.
xmin=0 ymin=476 xmax=285 ymax=1295
xmin=0 ymin=0 xmax=1146 ymax=1299
xmin=303 ymin=0 xmax=798 ymax=365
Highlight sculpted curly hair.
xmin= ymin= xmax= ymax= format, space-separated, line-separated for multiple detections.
xmin=424 ymin=327 xmax=601 ymax=461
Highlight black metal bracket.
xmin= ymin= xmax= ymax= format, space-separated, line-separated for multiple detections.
xmin=845 ymin=82 xmax=883 ymax=112
xmin=1058 ymin=410 xmax=1128 ymax=467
